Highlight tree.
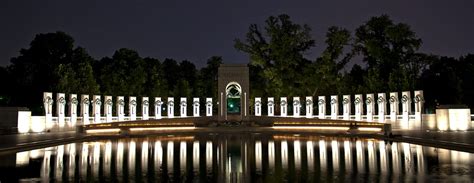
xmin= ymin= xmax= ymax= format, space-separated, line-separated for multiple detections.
xmin=197 ymin=56 xmax=222 ymax=98
xmin=143 ymin=57 xmax=167 ymax=98
xmin=309 ymin=26 xmax=353 ymax=96
xmin=354 ymin=15 xmax=423 ymax=91
xmin=234 ymin=14 xmax=315 ymax=97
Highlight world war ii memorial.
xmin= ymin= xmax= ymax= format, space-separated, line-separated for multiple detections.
xmin=0 ymin=1 xmax=474 ymax=182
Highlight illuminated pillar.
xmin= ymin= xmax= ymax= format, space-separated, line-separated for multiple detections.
xmin=280 ymin=97 xmax=287 ymax=117
xmin=267 ymin=97 xmax=274 ymax=116
xmin=206 ymin=98 xmax=213 ymax=116
xmin=401 ymin=91 xmax=411 ymax=122
xmin=389 ymin=92 xmax=399 ymax=121
xmin=318 ymin=96 xmax=326 ymax=119
xmin=330 ymin=95 xmax=338 ymax=119
xmin=81 ymin=94 xmax=90 ymax=125
xmin=154 ymin=97 xmax=162 ymax=119
xmin=414 ymin=90 xmax=424 ymax=121
xmin=293 ymin=97 xmax=301 ymax=117
xmin=377 ymin=93 xmax=386 ymax=122
xmin=167 ymin=97 xmax=174 ymax=118
xmin=193 ymin=98 xmax=200 ymax=117
xmin=117 ymin=96 xmax=125 ymax=121
xmin=180 ymin=97 xmax=187 ymax=117
xmin=365 ymin=94 xmax=374 ymax=121
xmin=104 ymin=96 xmax=113 ymax=122
xmin=43 ymin=92 xmax=53 ymax=127
xmin=56 ymin=93 xmax=66 ymax=127
xmin=305 ymin=96 xmax=313 ymax=118
xmin=342 ymin=95 xmax=351 ymax=120
xmin=69 ymin=94 xmax=78 ymax=125
xmin=129 ymin=96 xmax=137 ymax=121
xmin=255 ymin=97 xmax=262 ymax=116
xmin=93 ymin=95 xmax=101 ymax=123
xmin=142 ymin=97 xmax=149 ymax=120
xmin=354 ymin=94 xmax=363 ymax=121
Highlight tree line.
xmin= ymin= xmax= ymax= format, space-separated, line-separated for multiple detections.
xmin=0 ymin=14 xmax=473 ymax=114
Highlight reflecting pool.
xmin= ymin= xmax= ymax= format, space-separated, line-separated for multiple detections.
xmin=1 ymin=133 xmax=474 ymax=182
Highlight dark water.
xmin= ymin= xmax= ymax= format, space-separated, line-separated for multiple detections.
xmin=1 ymin=133 xmax=474 ymax=182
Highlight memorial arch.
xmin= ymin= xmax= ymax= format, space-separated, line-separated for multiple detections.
xmin=217 ymin=64 xmax=249 ymax=122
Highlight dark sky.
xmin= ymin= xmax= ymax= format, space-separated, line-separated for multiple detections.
xmin=1 ymin=0 xmax=473 ymax=67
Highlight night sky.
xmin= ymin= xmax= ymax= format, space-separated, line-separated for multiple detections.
xmin=1 ymin=0 xmax=473 ymax=67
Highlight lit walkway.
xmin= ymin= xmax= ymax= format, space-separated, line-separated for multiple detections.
xmin=0 ymin=131 xmax=90 ymax=154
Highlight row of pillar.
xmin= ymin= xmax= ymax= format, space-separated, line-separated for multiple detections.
xmin=254 ymin=90 xmax=424 ymax=121
xmin=43 ymin=92 xmax=214 ymax=125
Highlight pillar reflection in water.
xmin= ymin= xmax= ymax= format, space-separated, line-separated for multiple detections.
xmin=206 ymin=141 xmax=213 ymax=173
xmin=67 ymin=143 xmax=76 ymax=178
xmin=80 ymin=144 xmax=88 ymax=178
xmin=55 ymin=145 xmax=64 ymax=180
xmin=356 ymin=140 xmax=365 ymax=173
xmin=367 ymin=140 xmax=377 ymax=173
xmin=379 ymin=141 xmax=387 ymax=173
xmin=142 ymin=141 xmax=149 ymax=175
xmin=167 ymin=141 xmax=174 ymax=176
xmin=268 ymin=141 xmax=275 ymax=171
xmin=403 ymin=143 xmax=413 ymax=173
xmin=117 ymin=141 xmax=124 ymax=177
xmin=331 ymin=140 xmax=339 ymax=172
xmin=294 ymin=140 xmax=301 ymax=171
xmin=104 ymin=141 xmax=111 ymax=178
xmin=344 ymin=140 xmax=352 ymax=172
xmin=281 ymin=140 xmax=288 ymax=170
xmin=319 ymin=140 xmax=327 ymax=172
xmin=416 ymin=145 xmax=425 ymax=174
xmin=129 ymin=140 xmax=136 ymax=177
xmin=193 ymin=141 xmax=199 ymax=173
xmin=41 ymin=148 xmax=52 ymax=181
xmin=391 ymin=142 xmax=401 ymax=174
xmin=180 ymin=141 xmax=187 ymax=172
xmin=154 ymin=141 xmax=163 ymax=175
xmin=306 ymin=141 xmax=314 ymax=172
xmin=93 ymin=142 xmax=100 ymax=178
xmin=255 ymin=141 xmax=262 ymax=172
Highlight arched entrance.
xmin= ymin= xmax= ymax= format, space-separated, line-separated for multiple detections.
xmin=226 ymin=82 xmax=241 ymax=114
xmin=217 ymin=64 xmax=249 ymax=123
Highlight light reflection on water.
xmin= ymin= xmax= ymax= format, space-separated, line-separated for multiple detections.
xmin=1 ymin=134 xmax=474 ymax=182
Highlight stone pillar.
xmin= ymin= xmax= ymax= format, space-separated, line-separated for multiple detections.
xmin=81 ymin=94 xmax=90 ymax=125
xmin=293 ymin=97 xmax=300 ymax=117
xmin=93 ymin=95 xmax=101 ymax=123
xmin=354 ymin=94 xmax=363 ymax=121
xmin=69 ymin=94 xmax=78 ymax=125
xmin=154 ymin=97 xmax=163 ymax=119
xmin=267 ymin=97 xmax=275 ymax=116
xmin=206 ymin=98 xmax=213 ymax=116
xmin=180 ymin=97 xmax=187 ymax=117
xmin=104 ymin=96 xmax=113 ymax=122
xmin=43 ymin=92 xmax=53 ymax=126
xmin=255 ymin=97 xmax=262 ymax=116
xmin=280 ymin=97 xmax=287 ymax=117
xmin=193 ymin=98 xmax=200 ymax=117
xmin=414 ymin=90 xmax=424 ymax=121
xmin=389 ymin=92 xmax=399 ymax=121
xmin=377 ymin=93 xmax=386 ymax=122
xmin=168 ymin=97 xmax=174 ymax=118
xmin=401 ymin=91 xmax=411 ymax=121
xmin=117 ymin=96 xmax=125 ymax=121
xmin=142 ymin=97 xmax=149 ymax=120
xmin=330 ymin=95 xmax=338 ymax=119
xmin=305 ymin=96 xmax=313 ymax=118
xmin=56 ymin=93 xmax=66 ymax=126
xmin=318 ymin=96 xmax=326 ymax=119
xmin=365 ymin=94 xmax=374 ymax=121
xmin=129 ymin=96 xmax=137 ymax=121
xmin=342 ymin=95 xmax=351 ymax=120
